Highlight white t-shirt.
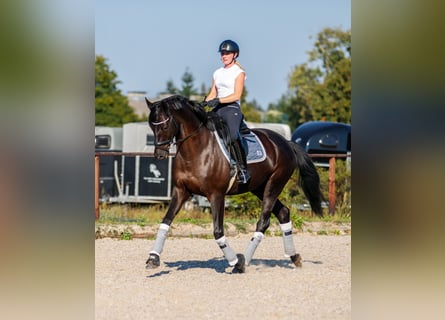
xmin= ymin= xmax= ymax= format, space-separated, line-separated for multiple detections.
xmin=213 ymin=64 xmax=246 ymax=105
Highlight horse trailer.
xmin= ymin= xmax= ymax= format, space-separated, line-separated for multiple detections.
xmin=95 ymin=126 xmax=123 ymax=202
xmin=120 ymin=122 xmax=174 ymax=203
xmin=291 ymin=121 xmax=351 ymax=167
xmin=95 ymin=123 xmax=174 ymax=204
xmin=246 ymin=122 xmax=292 ymax=140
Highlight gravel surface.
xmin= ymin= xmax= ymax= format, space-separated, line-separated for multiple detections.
xmin=96 ymin=233 xmax=351 ymax=319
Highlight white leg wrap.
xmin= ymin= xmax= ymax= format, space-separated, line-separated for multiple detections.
xmin=216 ymin=236 xmax=238 ymax=266
xmin=280 ymin=222 xmax=296 ymax=257
xmin=244 ymin=232 xmax=264 ymax=265
xmin=150 ymin=223 xmax=169 ymax=256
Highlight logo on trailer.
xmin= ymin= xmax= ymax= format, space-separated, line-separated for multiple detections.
xmin=143 ymin=163 xmax=165 ymax=184
xmin=149 ymin=164 xmax=161 ymax=177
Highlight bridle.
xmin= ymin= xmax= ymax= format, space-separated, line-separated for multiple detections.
xmin=150 ymin=116 xmax=177 ymax=147
xmin=150 ymin=112 xmax=204 ymax=150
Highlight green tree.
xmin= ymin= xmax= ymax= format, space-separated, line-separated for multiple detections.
xmin=165 ymin=79 xmax=178 ymax=94
xmin=199 ymin=82 xmax=208 ymax=96
xmin=240 ymin=86 xmax=262 ymax=122
xmin=275 ymin=27 xmax=351 ymax=129
xmin=263 ymin=109 xmax=288 ymax=123
xmin=179 ymin=68 xmax=198 ymax=98
xmin=163 ymin=69 xmax=200 ymax=99
xmin=95 ymin=55 xmax=139 ymax=126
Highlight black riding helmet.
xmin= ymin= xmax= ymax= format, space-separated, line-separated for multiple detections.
xmin=218 ymin=40 xmax=239 ymax=57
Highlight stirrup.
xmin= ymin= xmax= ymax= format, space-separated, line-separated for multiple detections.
xmin=237 ymin=168 xmax=250 ymax=184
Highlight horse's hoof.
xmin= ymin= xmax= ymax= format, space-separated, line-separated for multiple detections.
xmin=232 ymin=254 xmax=246 ymax=273
xmin=291 ymin=253 xmax=302 ymax=267
xmin=145 ymin=253 xmax=160 ymax=269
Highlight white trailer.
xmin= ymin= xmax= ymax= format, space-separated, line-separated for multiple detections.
xmin=245 ymin=122 xmax=292 ymax=140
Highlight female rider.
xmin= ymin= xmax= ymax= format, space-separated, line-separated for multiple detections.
xmin=204 ymin=39 xmax=250 ymax=184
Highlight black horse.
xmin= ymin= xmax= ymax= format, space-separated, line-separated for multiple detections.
xmin=145 ymin=95 xmax=323 ymax=273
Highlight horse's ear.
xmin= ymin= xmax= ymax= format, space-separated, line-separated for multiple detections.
xmin=145 ymin=97 xmax=154 ymax=110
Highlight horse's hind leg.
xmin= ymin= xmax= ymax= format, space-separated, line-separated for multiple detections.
xmin=272 ymin=200 xmax=302 ymax=267
xmin=245 ymin=190 xmax=301 ymax=267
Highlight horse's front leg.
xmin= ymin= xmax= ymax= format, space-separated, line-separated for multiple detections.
xmin=146 ymin=187 xmax=189 ymax=269
xmin=210 ymin=193 xmax=245 ymax=273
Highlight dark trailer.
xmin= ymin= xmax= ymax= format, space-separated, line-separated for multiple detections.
xmin=95 ymin=126 xmax=123 ymax=202
xmin=120 ymin=122 xmax=174 ymax=204
xmin=291 ymin=121 xmax=351 ymax=166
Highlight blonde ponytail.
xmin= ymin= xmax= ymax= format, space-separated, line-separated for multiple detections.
xmin=234 ymin=60 xmax=245 ymax=71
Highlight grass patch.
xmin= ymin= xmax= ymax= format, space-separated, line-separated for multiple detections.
xmin=227 ymin=220 xmax=248 ymax=233
xmin=120 ymin=231 xmax=133 ymax=240
xmin=96 ymin=203 xmax=351 ymax=236
xmin=97 ymin=203 xmax=213 ymax=225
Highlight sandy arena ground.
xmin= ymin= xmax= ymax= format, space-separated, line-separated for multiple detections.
xmin=96 ymin=232 xmax=351 ymax=319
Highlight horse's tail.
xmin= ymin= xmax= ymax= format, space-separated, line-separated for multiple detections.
xmin=289 ymin=141 xmax=324 ymax=216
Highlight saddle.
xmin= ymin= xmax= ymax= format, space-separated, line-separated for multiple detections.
xmin=206 ymin=111 xmax=231 ymax=147
xmin=205 ymin=111 xmax=250 ymax=149
xmin=205 ymin=111 xmax=253 ymax=183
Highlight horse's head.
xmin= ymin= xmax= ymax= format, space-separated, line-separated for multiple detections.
xmin=146 ymin=97 xmax=178 ymax=160
xmin=146 ymin=95 xmax=210 ymax=159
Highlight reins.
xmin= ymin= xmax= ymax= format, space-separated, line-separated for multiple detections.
xmin=174 ymin=121 xmax=204 ymax=145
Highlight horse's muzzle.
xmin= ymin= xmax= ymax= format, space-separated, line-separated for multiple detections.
xmin=154 ymin=147 xmax=169 ymax=160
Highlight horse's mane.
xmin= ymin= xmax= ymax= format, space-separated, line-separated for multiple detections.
xmin=161 ymin=95 xmax=208 ymax=124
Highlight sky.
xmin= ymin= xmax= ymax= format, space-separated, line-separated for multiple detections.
xmin=95 ymin=0 xmax=350 ymax=110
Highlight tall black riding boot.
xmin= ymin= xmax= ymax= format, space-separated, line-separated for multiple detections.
xmin=231 ymin=139 xmax=250 ymax=184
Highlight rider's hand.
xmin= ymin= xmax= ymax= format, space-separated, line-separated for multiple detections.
xmin=197 ymin=100 xmax=212 ymax=113
xmin=206 ymin=98 xmax=220 ymax=109
xmin=197 ymin=101 xmax=208 ymax=108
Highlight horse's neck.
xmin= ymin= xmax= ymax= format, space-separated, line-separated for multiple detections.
xmin=174 ymin=111 xmax=202 ymax=139
xmin=175 ymin=115 xmax=212 ymax=159
xmin=180 ymin=122 xmax=199 ymax=136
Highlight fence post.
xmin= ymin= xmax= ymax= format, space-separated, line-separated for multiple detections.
xmin=328 ymin=157 xmax=336 ymax=215
xmin=95 ymin=155 xmax=100 ymax=220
